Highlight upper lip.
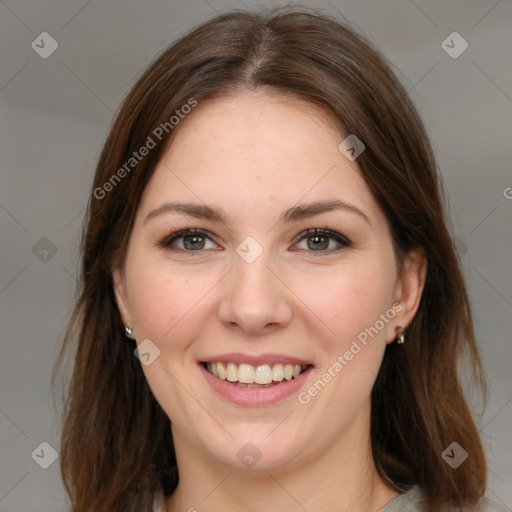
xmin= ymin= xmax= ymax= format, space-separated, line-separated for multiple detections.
xmin=200 ymin=352 xmax=314 ymax=367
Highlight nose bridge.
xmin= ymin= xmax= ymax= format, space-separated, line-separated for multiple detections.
xmin=235 ymin=242 xmax=272 ymax=288
xmin=232 ymin=235 xmax=277 ymax=303
xmin=219 ymin=235 xmax=291 ymax=332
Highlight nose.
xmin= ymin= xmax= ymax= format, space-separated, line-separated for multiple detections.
xmin=217 ymin=244 xmax=292 ymax=336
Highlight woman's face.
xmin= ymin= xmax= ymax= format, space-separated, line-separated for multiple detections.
xmin=113 ymin=91 xmax=424 ymax=472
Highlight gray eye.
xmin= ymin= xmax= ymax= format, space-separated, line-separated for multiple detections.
xmin=181 ymin=233 xmax=207 ymax=250
xmin=303 ymin=233 xmax=331 ymax=251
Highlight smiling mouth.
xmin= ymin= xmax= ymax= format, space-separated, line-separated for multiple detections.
xmin=202 ymin=362 xmax=311 ymax=388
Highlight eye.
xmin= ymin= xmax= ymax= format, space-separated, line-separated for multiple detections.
xmin=158 ymin=228 xmax=218 ymax=253
xmin=291 ymin=228 xmax=352 ymax=255
xmin=158 ymin=227 xmax=352 ymax=255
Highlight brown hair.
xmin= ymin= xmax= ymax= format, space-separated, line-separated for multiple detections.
xmin=54 ymin=6 xmax=487 ymax=511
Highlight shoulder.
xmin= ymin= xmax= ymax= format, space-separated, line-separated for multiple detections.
xmin=152 ymin=487 xmax=167 ymax=512
xmin=379 ymin=486 xmax=510 ymax=512
xmin=471 ymin=496 xmax=511 ymax=512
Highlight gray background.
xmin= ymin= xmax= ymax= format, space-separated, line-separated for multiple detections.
xmin=0 ymin=0 xmax=511 ymax=510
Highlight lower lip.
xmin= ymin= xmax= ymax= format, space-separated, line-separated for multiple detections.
xmin=199 ymin=363 xmax=314 ymax=406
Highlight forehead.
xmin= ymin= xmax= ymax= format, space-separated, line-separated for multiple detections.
xmin=137 ymin=92 xmax=380 ymax=225
xmin=169 ymin=91 xmax=345 ymax=165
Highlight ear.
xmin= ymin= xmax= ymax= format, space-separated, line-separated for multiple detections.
xmin=112 ymin=267 xmax=132 ymax=328
xmin=387 ymin=247 xmax=427 ymax=343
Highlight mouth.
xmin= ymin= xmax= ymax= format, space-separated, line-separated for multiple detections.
xmin=202 ymin=361 xmax=312 ymax=388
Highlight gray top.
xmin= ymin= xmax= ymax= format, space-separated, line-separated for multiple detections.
xmin=153 ymin=485 xmax=511 ymax=511
xmin=378 ymin=485 xmax=510 ymax=512
xmin=153 ymin=489 xmax=166 ymax=512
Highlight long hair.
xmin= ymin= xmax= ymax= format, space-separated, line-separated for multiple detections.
xmin=54 ymin=7 xmax=487 ymax=511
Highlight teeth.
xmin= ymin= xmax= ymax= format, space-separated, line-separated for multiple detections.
xmin=226 ymin=362 xmax=238 ymax=382
xmin=205 ymin=362 xmax=308 ymax=385
xmin=238 ymin=363 xmax=255 ymax=384
xmin=216 ymin=362 xmax=226 ymax=379
xmin=254 ymin=364 xmax=272 ymax=385
xmin=272 ymin=363 xmax=284 ymax=381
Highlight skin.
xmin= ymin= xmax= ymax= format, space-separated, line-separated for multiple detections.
xmin=112 ymin=91 xmax=427 ymax=512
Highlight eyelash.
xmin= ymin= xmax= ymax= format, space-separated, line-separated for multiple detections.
xmin=157 ymin=227 xmax=352 ymax=256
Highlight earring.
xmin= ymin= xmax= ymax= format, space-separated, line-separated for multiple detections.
xmin=125 ymin=325 xmax=133 ymax=338
xmin=395 ymin=327 xmax=405 ymax=344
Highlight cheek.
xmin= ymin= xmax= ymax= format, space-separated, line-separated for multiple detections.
xmin=295 ymin=267 xmax=394 ymax=420
xmin=293 ymin=261 xmax=394 ymax=348
xmin=124 ymin=252 xmax=215 ymax=419
xmin=124 ymin=249 xmax=216 ymax=349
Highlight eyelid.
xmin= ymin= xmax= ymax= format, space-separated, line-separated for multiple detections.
xmin=292 ymin=227 xmax=352 ymax=248
xmin=157 ymin=228 xmax=217 ymax=249
xmin=294 ymin=228 xmax=352 ymax=255
xmin=158 ymin=227 xmax=352 ymax=253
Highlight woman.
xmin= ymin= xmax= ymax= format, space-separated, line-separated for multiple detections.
xmin=54 ymin=7 xmax=508 ymax=512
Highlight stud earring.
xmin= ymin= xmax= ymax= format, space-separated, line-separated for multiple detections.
xmin=395 ymin=327 xmax=405 ymax=344
xmin=125 ymin=325 xmax=133 ymax=338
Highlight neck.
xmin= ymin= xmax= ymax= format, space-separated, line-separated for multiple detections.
xmin=166 ymin=405 xmax=399 ymax=512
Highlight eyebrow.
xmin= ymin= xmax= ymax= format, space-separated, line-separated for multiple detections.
xmin=143 ymin=199 xmax=371 ymax=227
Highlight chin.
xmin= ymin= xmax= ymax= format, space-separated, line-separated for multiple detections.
xmin=203 ymin=430 xmax=306 ymax=472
